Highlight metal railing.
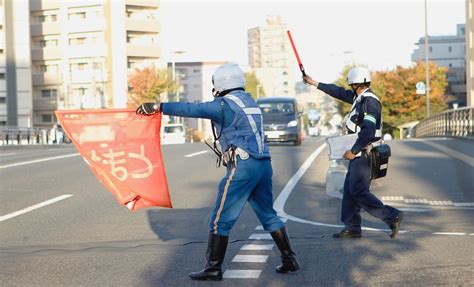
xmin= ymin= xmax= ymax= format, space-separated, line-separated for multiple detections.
xmin=413 ymin=106 xmax=473 ymax=138
xmin=0 ymin=127 xmax=69 ymax=145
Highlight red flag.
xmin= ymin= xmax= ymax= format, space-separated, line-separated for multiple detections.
xmin=55 ymin=109 xmax=172 ymax=211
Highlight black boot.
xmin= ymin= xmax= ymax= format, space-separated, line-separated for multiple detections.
xmin=270 ymin=227 xmax=300 ymax=273
xmin=189 ymin=232 xmax=228 ymax=281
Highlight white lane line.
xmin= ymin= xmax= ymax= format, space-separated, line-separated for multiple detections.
xmin=0 ymin=194 xmax=74 ymax=222
xmin=255 ymin=225 xmax=264 ymax=230
xmin=223 ymin=270 xmax=261 ymax=279
xmin=433 ymin=232 xmax=466 ymax=236
xmin=470 ymin=234 xmax=474 ymax=236
xmin=273 ymin=143 xmax=327 ymax=217
xmin=232 ymin=255 xmax=268 ymax=263
xmin=248 ymin=233 xmax=272 ymax=240
xmin=0 ymin=153 xmax=80 ymax=169
xmin=0 ymin=152 xmax=16 ymax=157
xmin=417 ymin=140 xmax=474 ymax=167
xmin=241 ymin=244 xmax=274 ymax=251
xmin=184 ymin=150 xmax=209 ymax=158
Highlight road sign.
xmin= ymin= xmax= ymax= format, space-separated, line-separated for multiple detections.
xmin=416 ymin=82 xmax=426 ymax=95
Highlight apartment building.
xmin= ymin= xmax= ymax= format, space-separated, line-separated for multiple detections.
xmin=411 ymin=24 xmax=467 ymax=107
xmin=2 ymin=0 xmax=162 ymax=128
xmin=1 ymin=0 xmax=34 ymax=127
xmin=467 ymin=0 xmax=473 ymax=106
xmin=248 ymin=15 xmax=295 ymax=97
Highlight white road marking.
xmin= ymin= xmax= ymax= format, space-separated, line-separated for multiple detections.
xmin=255 ymin=225 xmax=264 ymax=230
xmin=433 ymin=232 xmax=466 ymax=236
xmin=223 ymin=270 xmax=261 ymax=279
xmin=416 ymin=140 xmax=474 ymax=167
xmin=0 ymin=194 xmax=74 ymax=222
xmin=0 ymin=153 xmax=80 ymax=169
xmin=248 ymin=233 xmax=272 ymax=240
xmin=184 ymin=150 xmax=209 ymax=158
xmin=232 ymin=255 xmax=268 ymax=263
xmin=0 ymin=152 xmax=16 ymax=157
xmin=241 ymin=244 xmax=274 ymax=251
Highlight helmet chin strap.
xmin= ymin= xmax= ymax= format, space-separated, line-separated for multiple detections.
xmin=212 ymin=87 xmax=245 ymax=98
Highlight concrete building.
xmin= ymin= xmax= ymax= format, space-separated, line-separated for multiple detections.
xmin=467 ymin=0 xmax=473 ymax=106
xmin=411 ymin=24 xmax=467 ymax=107
xmin=1 ymin=0 xmax=34 ymax=127
xmin=2 ymin=0 xmax=162 ymax=128
xmin=167 ymin=61 xmax=226 ymax=140
xmin=248 ymin=15 xmax=295 ymax=97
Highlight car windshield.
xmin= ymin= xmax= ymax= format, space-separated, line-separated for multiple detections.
xmin=258 ymin=102 xmax=295 ymax=115
xmin=164 ymin=126 xmax=183 ymax=133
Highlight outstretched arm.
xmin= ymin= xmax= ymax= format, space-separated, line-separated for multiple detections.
xmin=303 ymin=75 xmax=354 ymax=104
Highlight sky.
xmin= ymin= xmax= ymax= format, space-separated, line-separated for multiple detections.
xmin=160 ymin=0 xmax=467 ymax=83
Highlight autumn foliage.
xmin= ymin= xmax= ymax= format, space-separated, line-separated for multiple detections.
xmin=127 ymin=67 xmax=176 ymax=107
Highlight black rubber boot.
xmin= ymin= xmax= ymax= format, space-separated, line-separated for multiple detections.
xmin=189 ymin=232 xmax=228 ymax=281
xmin=270 ymin=227 xmax=300 ymax=273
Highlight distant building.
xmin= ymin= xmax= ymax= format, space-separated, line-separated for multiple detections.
xmin=167 ymin=61 xmax=226 ymax=140
xmin=1 ymin=0 xmax=162 ymax=128
xmin=0 ymin=0 xmax=34 ymax=127
xmin=466 ymin=0 xmax=473 ymax=106
xmin=411 ymin=24 xmax=466 ymax=107
xmin=248 ymin=15 xmax=295 ymax=97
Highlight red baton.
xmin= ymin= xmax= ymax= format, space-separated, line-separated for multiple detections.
xmin=287 ymin=30 xmax=306 ymax=77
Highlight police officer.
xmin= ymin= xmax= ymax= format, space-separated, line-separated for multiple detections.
xmin=137 ymin=62 xmax=300 ymax=280
xmin=303 ymin=67 xmax=404 ymax=239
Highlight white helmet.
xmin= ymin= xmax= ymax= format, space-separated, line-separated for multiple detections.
xmin=212 ymin=62 xmax=245 ymax=93
xmin=347 ymin=67 xmax=371 ymax=85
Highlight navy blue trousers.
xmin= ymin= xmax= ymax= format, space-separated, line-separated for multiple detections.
xmin=209 ymin=157 xmax=285 ymax=236
xmin=342 ymin=153 xmax=399 ymax=232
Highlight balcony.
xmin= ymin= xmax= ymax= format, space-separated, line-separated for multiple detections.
xmin=125 ymin=0 xmax=159 ymax=8
xmin=32 ymin=73 xmax=61 ymax=86
xmin=125 ymin=18 xmax=160 ymax=33
xmin=65 ymin=45 xmax=107 ymax=58
xmin=30 ymin=22 xmax=61 ymax=36
xmin=33 ymin=98 xmax=57 ymax=111
xmin=126 ymin=44 xmax=160 ymax=58
xmin=67 ymin=19 xmax=106 ymax=33
xmin=29 ymin=0 xmax=60 ymax=11
xmin=69 ymin=70 xmax=108 ymax=84
xmin=31 ymin=48 xmax=62 ymax=61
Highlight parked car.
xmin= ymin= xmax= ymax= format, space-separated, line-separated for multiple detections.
xmin=162 ymin=123 xmax=186 ymax=144
xmin=256 ymin=96 xmax=302 ymax=145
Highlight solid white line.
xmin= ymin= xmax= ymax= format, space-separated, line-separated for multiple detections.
xmin=417 ymin=140 xmax=474 ymax=167
xmin=248 ymin=233 xmax=272 ymax=240
xmin=184 ymin=150 xmax=209 ymax=158
xmin=273 ymin=143 xmax=327 ymax=217
xmin=433 ymin=232 xmax=466 ymax=236
xmin=0 ymin=194 xmax=74 ymax=222
xmin=232 ymin=255 xmax=268 ymax=263
xmin=0 ymin=153 xmax=80 ymax=169
xmin=223 ymin=270 xmax=261 ymax=279
xmin=0 ymin=152 xmax=16 ymax=157
xmin=241 ymin=244 xmax=274 ymax=251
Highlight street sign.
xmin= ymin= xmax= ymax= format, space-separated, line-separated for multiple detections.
xmin=416 ymin=82 xmax=426 ymax=95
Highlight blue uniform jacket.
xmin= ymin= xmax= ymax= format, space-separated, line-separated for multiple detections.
xmin=317 ymin=83 xmax=382 ymax=154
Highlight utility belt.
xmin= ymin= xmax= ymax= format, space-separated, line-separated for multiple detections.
xmin=359 ymin=140 xmax=391 ymax=180
xmin=222 ymin=146 xmax=250 ymax=167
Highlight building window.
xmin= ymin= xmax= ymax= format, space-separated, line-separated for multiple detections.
xmin=41 ymin=89 xmax=57 ymax=98
xmin=429 ymin=46 xmax=433 ymax=53
xmin=0 ymin=97 xmax=5 ymax=104
xmin=38 ymin=14 xmax=58 ymax=23
xmin=69 ymin=12 xmax=86 ymax=20
xmin=0 ymin=25 xmax=3 ymax=31
xmin=193 ymin=69 xmax=200 ymax=73
xmin=0 ymin=73 xmax=5 ymax=79
xmin=39 ymin=39 xmax=58 ymax=47
xmin=42 ymin=114 xmax=53 ymax=123
xmin=70 ymin=63 xmax=89 ymax=71
xmin=69 ymin=37 xmax=86 ymax=46
xmin=448 ymin=46 xmax=452 ymax=53
xmin=449 ymin=63 xmax=452 ymax=68
xmin=0 ymin=49 xmax=3 ymax=55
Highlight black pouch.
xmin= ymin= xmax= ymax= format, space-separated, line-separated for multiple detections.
xmin=370 ymin=144 xmax=391 ymax=179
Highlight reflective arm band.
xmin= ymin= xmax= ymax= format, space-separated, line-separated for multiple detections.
xmin=364 ymin=114 xmax=376 ymax=124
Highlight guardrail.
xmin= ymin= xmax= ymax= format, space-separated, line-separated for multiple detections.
xmin=413 ymin=106 xmax=473 ymax=138
xmin=0 ymin=127 xmax=69 ymax=145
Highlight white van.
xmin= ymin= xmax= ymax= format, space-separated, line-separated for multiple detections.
xmin=162 ymin=123 xmax=186 ymax=144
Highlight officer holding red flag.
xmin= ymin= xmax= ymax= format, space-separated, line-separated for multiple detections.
xmin=136 ymin=62 xmax=300 ymax=281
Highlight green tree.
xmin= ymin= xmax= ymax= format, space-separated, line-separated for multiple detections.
xmin=333 ymin=62 xmax=448 ymax=137
xmin=127 ymin=67 xmax=176 ymax=107
xmin=245 ymin=71 xmax=265 ymax=100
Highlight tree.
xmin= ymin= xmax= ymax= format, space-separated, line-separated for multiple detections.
xmin=245 ymin=71 xmax=265 ymax=100
xmin=333 ymin=62 xmax=448 ymax=137
xmin=127 ymin=67 xmax=176 ymax=107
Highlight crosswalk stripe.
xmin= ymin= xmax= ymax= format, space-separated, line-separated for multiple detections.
xmin=232 ymin=255 xmax=268 ymax=263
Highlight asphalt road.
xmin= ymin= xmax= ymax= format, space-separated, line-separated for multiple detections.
xmin=1 ymin=137 xmax=473 ymax=286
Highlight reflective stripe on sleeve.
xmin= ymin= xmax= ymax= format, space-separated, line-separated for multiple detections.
xmin=364 ymin=114 xmax=376 ymax=124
